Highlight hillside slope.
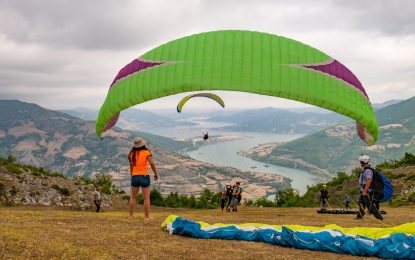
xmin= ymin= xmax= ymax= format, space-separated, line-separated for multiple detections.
xmin=303 ymin=154 xmax=415 ymax=208
xmin=0 ymin=157 xmax=127 ymax=209
xmin=0 ymin=100 xmax=290 ymax=198
xmin=61 ymin=107 xmax=196 ymax=131
xmin=241 ymin=97 xmax=415 ymax=174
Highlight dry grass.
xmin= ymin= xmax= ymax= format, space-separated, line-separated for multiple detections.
xmin=1 ymin=205 xmax=414 ymax=259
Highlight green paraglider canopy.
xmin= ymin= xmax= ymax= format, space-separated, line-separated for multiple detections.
xmin=176 ymin=93 xmax=225 ymax=113
xmin=96 ymin=30 xmax=378 ymax=145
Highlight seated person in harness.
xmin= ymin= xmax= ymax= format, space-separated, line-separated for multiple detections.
xmin=356 ymin=155 xmax=383 ymax=220
xmin=203 ymin=132 xmax=209 ymax=141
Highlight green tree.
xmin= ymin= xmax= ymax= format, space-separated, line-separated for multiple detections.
xmin=165 ymin=192 xmax=180 ymax=208
xmin=93 ymin=174 xmax=113 ymax=194
xmin=275 ymin=188 xmax=300 ymax=207
xmin=7 ymin=155 xmax=16 ymax=163
xmin=150 ymin=189 xmax=164 ymax=206
xmin=197 ymin=189 xmax=218 ymax=209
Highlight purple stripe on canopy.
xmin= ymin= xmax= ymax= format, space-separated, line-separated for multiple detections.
xmin=104 ymin=59 xmax=164 ymax=131
xmin=304 ymin=59 xmax=368 ymax=98
xmin=103 ymin=112 xmax=120 ymax=132
xmin=110 ymin=58 xmax=164 ymax=87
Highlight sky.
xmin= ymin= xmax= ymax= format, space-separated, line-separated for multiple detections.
xmin=0 ymin=0 xmax=414 ymax=111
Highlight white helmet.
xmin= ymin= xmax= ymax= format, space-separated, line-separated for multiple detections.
xmin=359 ymin=155 xmax=370 ymax=164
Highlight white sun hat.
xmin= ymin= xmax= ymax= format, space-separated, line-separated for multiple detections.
xmin=359 ymin=154 xmax=370 ymax=164
xmin=133 ymin=137 xmax=147 ymax=148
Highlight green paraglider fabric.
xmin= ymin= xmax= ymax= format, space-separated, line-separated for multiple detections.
xmin=96 ymin=30 xmax=378 ymax=144
xmin=176 ymin=93 xmax=225 ymax=112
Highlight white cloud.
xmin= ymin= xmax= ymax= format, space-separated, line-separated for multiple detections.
xmin=0 ymin=0 xmax=414 ymax=110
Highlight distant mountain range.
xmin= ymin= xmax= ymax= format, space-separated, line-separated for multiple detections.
xmin=211 ymin=107 xmax=348 ymax=134
xmin=372 ymin=99 xmax=403 ymax=110
xmin=63 ymin=107 xmax=347 ymax=134
xmin=0 ymin=100 xmax=290 ymax=198
xmin=61 ymin=107 xmax=196 ymax=131
xmin=242 ymin=97 xmax=415 ymax=174
xmin=61 ymin=99 xmax=403 ymax=135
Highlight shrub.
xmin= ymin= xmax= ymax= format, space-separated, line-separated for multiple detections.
xmin=377 ymin=152 xmax=415 ymax=169
xmin=136 ymin=193 xmax=143 ymax=204
xmin=407 ymin=192 xmax=415 ymax=203
xmin=7 ymin=155 xmax=16 ymax=163
xmin=0 ymin=182 xmax=13 ymax=207
xmin=347 ymin=187 xmax=360 ymax=196
xmin=275 ymin=188 xmax=300 ymax=207
xmin=122 ymin=194 xmax=131 ymax=201
xmin=150 ymin=189 xmax=164 ymax=206
xmin=164 ymin=192 xmax=181 ymax=208
xmin=10 ymin=186 xmax=18 ymax=196
xmin=328 ymin=172 xmax=349 ymax=186
xmin=254 ymin=198 xmax=276 ymax=207
xmin=93 ymin=175 xmax=113 ymax=194
xmin=405 ymin=174 xmax=415 ymax=181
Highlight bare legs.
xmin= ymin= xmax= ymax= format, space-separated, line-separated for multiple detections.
xmin=142 ymin=186 xmax=151 ymax=220
xmin=129 ymin=186 xmax=139 ymax=218
xmin=128 ymin=186 xmax=152 ymax=220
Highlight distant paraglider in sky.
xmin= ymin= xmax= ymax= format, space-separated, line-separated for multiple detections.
xmin=96 ymin=30 xmax=378 ymax=145
xmin=176 ymin=93 xmax=225 ymax=113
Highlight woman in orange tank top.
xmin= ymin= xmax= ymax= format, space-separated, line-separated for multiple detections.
xmin=128 ymin=137 xmax=159 ymax=221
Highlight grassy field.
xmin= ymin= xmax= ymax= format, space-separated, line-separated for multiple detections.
xmin=1 ymin=205 xmax=415 ymax=259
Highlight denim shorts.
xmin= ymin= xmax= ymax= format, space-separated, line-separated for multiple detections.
xmin=131 ymin=175 xmax=150 ymax=188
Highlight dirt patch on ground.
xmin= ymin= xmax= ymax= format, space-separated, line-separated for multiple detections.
xmin=13 ymin=139 xmax=40 ymax=152
xmin=380 ymin=124 xmax=403 ymax=129
xmin=78 ymin=122 xmax=96 ymax=135
xmin=45 ymin=132 xmax=70 ymax=157
xmin=8 ymin=121 xmax=47 ymax=138
xmin=366 ymin=144 xmax=385 ymax=152
xmin=101 ymin=129 xmax=130 ymax=139
xmin=63 ymin=146 xmax=88 ymax=160
xmin=325 ymin=125 xmax=354 ymax=137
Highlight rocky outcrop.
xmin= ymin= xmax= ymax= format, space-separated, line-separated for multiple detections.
xmin=0 ymin=166 xmax=126 ymax=209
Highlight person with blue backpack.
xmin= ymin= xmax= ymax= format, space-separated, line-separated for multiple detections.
xmin=356 ymin=155 xmax=390 ymax=220
xmin=356 ymin=155 xmax=382 ymax=220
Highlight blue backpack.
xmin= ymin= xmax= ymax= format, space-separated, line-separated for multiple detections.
xmin=367 ymin=167 xmax=394 ymax=202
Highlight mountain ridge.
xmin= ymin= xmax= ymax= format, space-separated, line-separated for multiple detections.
xmin=212 ymin=107 xmax=348 ymax=134
xmin=240 ymin=97 xmax=415 ymax=174
xmin=0 ymin=100 xmax=290 ymax=199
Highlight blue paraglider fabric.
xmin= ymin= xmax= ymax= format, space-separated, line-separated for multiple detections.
xmin=162 ymin=215 xmax=415 ymax=259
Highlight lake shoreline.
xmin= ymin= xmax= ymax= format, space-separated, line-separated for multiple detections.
xmin=184 ymin=132 xmax=327 ymax=194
